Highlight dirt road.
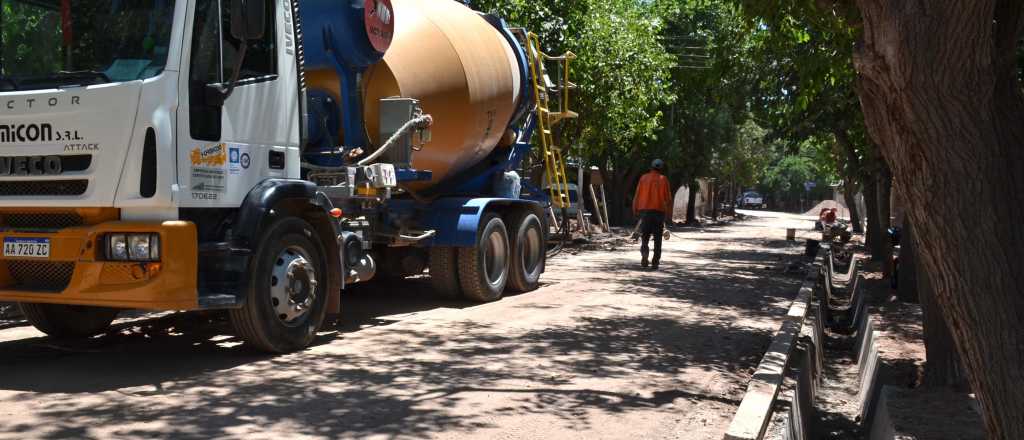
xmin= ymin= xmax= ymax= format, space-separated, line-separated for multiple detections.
xmin=0 ymin=212 xmax=808 ymax=440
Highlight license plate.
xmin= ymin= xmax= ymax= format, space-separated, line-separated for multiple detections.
xmin=3 ymin=237 xmax=50 ymax=258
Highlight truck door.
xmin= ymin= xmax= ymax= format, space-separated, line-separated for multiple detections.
xmin=177 ymin=0 xmax=302 ymax=207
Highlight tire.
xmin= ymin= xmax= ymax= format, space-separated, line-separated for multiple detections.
xmin=18 ymin=303 xmax=118 ymax=338
xmin=229 ymin=217 xmax=329 ymax=353
xmin=458 ymin=214 xmax=510 ymax=302
xmin=508 ymin=212 xmax=545 ymax=292
xmin=428 ymin=247 xmax=462 ymax=299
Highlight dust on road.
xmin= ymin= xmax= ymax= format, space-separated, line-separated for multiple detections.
xmin=0 ymin=212 xmax=808 ymax=440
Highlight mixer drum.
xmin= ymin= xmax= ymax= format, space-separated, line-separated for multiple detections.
xmin=362 ymin=0 xmax=524 ymax=190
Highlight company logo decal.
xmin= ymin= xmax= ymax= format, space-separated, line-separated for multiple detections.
xmin=190 ymin=143 xmax=227 ymax=167
xmin=0 ymin=155 xmax=62 ymax=176
xmin=0 ymin=123 xmax=54 ymax=143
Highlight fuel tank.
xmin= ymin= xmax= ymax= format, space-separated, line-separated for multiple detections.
xmin=305 ymin=0 xmax=526 ymax=190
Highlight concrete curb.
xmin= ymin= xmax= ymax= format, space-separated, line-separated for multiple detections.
xmin=724 ymin=251 xmax=823 ymax=440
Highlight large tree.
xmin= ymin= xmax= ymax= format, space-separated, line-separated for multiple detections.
xmin=474 ymin=0 xmax=676 ymax=225
xmin=851 ymin=2 xmax=1024 ymax=437
xmin=739 ymin=0 xmax=884 ymax=234
xmin=656 ymin=0 xmax=756 ymax=223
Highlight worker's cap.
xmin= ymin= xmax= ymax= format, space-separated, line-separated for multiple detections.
xmin=651 ymin=159 xmax=665 ymax=170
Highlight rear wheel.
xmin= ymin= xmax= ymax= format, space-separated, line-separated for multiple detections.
xmin=18 ymin=303 xmax=119 ymax=338
xmin=508 ymin=212 xmax=545 ymax=292
xmin=230 ymin=217 xmax=329 ymax=353
xmin=428 ymin=247 xmax=462 ymax=299
xmin=458 ymin=214 xmax=510 ymax=302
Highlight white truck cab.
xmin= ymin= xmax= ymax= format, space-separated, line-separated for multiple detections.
xmin=0 ymin=0 xmax=319 ymax=351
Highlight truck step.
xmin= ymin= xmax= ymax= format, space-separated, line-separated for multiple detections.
xmin=198 ymin=294 xmax=243 ymax=310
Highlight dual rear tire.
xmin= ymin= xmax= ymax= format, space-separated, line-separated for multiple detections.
xmin=430 ymin=211 xmax=544 ymax=302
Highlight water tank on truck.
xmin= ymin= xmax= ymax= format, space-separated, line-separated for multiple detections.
xmin=301 ymin=0 xmax=529 ymax=190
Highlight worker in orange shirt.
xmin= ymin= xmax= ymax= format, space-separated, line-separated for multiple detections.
xmin=633 ymin=159 xmax=672 ymax=270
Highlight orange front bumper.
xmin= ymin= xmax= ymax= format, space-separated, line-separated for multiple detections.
xmin=0 ymin=221 xmax=198 ymax=310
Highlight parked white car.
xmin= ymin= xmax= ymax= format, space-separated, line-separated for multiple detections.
xmin=736 ymin=191 xmax=764 ymax=209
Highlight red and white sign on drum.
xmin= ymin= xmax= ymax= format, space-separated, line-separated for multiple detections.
xmin=365 ymin=0 xmax=394 ymax=53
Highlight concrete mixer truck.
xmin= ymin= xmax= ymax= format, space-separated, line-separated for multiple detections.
xmin=0 ymin=0 xmax=577 ymax=351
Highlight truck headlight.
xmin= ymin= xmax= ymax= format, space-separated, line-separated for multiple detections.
xmin=107 ymin=234 xmax=129 ymax=260
xmin=106 ymin=233 xmax=160 ymax=261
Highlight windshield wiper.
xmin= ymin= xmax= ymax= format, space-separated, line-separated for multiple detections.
xmin=53 ymin=70 xmax=111 ymax=85
xmin=0 ymin=76 xmax=18 ymax=91
xmin=18 ymin=70 xmax=111 ymax=89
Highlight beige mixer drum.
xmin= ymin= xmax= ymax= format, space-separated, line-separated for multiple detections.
xmin=363 ymin=0 xmax=523 ymax=190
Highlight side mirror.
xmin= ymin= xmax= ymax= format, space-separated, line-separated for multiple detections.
xmin=217 ymin=0 xmax=265 ymax=102
xmin=230 ymin=0 xmax=266 ymax=41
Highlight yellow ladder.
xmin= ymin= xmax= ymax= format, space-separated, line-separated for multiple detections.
xmin=525 ymin=32 xmax=577 ymax=212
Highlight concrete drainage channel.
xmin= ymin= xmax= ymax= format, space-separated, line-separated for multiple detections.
xmin=722 ymin=244 xmax=982 ymax=440
xmin=723 ymin=246 xmax=822 ymax=440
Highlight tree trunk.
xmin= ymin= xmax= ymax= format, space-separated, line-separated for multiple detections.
xmin=602 ymin=164 xmax=641 ymax=227
xmin=897 ymin=220 xmax=918 ymax=303
xmin=610 ymin=170 xmax=628 ymax=227
xmin=711 ymin=181 xmax=719 ymax=220
xmin=862 ymin=176 xmax=883 ymax=258
xmin=878 ymin=164 xmax=894 ymax=277
xmin=834 ymin=128 xmax=866 ymax=234
xmin=843 ymin=183 xmax=864 ymax=233
xmin=919 ymin=253 xmax=968 ymax=389
xmin=685 ymin=180 xmax=699 ymax=225
xmin=853 ymin=2 xmax=1024 ymax=436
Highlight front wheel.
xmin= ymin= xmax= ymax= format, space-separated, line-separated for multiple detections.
xmin=508 ymin=213 xmax=545 ymax=292
xmin=230 ymin=217 xmax=329 ymax=353
xmin=18 ymin=303 xmax=119 ymax=339
xmin=458 ymin=214 xmax=510 ymax=302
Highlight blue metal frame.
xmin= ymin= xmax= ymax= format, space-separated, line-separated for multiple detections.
xmin=397 ymin=168 xmax=433 ymax=183
xmin=389 ymin=197 xmax=543 ymax=247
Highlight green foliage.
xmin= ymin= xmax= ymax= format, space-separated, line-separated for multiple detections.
xmin=733 ymin=0 xmax=879 ymax=188
xmin=759 ymin=139 xmax=834 ymax=207
xmin=475 ymin=0 xmax=676 ymax=160
xmin=1 ymin=0 xmax=63 ymax=76
xmin=711 ymin=119 xmax=772 ymax=189
xmin=1 ymin=0 xmax=174 ymax=78
xmin=651 ymin=0 xmax=758 ymax=187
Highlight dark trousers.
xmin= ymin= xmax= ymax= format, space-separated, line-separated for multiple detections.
xmin=639 ymin=210 xmax=665 ymax=265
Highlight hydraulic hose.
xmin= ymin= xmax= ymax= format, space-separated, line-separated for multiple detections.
xmin=301 ymin=114 xmax=433 ymax=171
xmin=545 ymin=205 xmax=569 ymax=259
xmin=357 ymin=114 xmax=433 ymax=166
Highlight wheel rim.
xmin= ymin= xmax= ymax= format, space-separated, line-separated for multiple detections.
xmin=270 ymin=245 xmax=318 ymax=325
xmin=484 ymin=228 xmax=508 ymax=287
xmin=522 ymin=223 xmax=542 ymax=275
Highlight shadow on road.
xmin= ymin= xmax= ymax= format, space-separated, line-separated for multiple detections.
xmin=0 ymin=316 xmax=761 ymax=439
xmin=0 ymin=216 xmax=808 ymax=439
xmin=0 ymin=277 xmax=471 ymax=394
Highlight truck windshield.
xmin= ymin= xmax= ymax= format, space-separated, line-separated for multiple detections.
xmin=0 ymin=0 xmax=174 ymax=91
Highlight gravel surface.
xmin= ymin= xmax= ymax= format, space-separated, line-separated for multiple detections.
xmin=0 ymin=212 xmax=807 ymax=440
